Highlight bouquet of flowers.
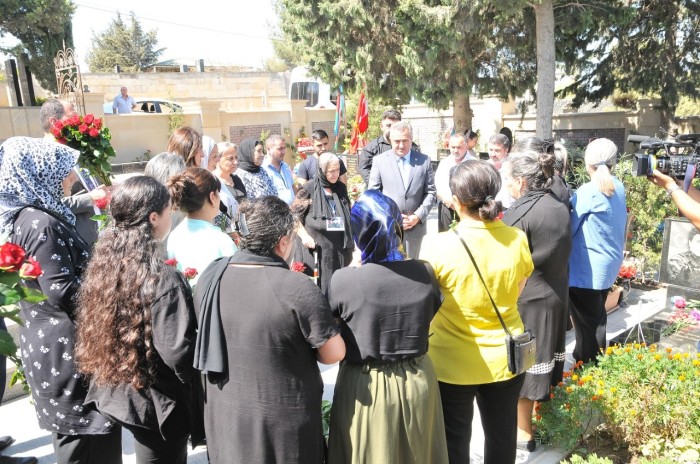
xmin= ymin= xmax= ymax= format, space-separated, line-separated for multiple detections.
xmin=0 ymin=242 xmax=46 ymax=391
xmin=51 ymin=113 xmax=116 ymax=186
xmin=614 ymin=262 xmax=637 ymax=289
xmin=661 ymin=296 xmax=700 ymax=336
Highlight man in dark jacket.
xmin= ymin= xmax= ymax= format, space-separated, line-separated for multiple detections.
xmin=358 ymin=109 xmax=402 ymax=184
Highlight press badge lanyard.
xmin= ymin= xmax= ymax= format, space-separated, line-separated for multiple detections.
xmin=323 ymin=192 xmax=337 ymax=217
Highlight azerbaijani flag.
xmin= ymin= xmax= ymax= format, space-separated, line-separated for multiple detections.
xmin=349 ymin=90 xmax=368 ymax=154
xmin=333 ymin=85 xmax=345 ymax=151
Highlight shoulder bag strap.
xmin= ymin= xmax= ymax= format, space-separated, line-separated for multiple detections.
xmin=451 ymin=228 xmax=513 ymax=337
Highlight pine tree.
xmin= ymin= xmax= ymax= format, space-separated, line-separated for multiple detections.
xmin=0 ymin=0 xmax=75 ymax=93
xmin=558 ymin=0 xmax=700 ymax=132
xmin=86 ymin=12 xmax=165 ymax=73
xmin=279 ymin=0 xmax=543 ymax=132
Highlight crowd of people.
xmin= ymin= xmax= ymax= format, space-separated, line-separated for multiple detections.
xmin=5 ymin=97 xmax=679 ymax=464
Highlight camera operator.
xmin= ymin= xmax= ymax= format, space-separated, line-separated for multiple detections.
xmin=648 ymin=169 xmax=700 ymax=230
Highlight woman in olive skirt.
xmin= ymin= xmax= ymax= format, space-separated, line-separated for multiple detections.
xmin=327 ymin=190 xmax=448 ymax=464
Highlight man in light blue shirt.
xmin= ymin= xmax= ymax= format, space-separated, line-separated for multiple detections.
xmin=264 ymin=134 xmax=295 ymax=204
xmin=112 ymin=86 xmax=136 ymax=114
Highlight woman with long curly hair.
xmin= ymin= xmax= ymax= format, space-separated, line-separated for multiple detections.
xmin=76 ymin=176 xmax=201 ymax=464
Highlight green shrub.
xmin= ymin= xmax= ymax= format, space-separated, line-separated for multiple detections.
xmin=563 ymin=453 xmax=614 ymax=464
xmin=537 ymin=344 xmax=700 ymax=462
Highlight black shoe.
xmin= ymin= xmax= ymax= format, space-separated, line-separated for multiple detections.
xmin=0 ymin=457 xmax=39 ymax=464
xmin=0 ymin=437 xmax=14 ymax=452
xmin=516 ymin=439 xmax=536 ymax=452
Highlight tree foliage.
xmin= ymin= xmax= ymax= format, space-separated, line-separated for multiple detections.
xmin=86 ymin=12 xmax=165 ymax=73
xmin=0 ymin=0 xmax=75 ymax=94
xmin=278 ymin=0 xmax=539 ymax=132
xmin=558 ymin=0 xmax=700 ymax=131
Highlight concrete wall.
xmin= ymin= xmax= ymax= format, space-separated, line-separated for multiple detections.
xmin=502 ymin=100 xmax=680 ymax=154
xmin=0 ymin=106 xmax=43 ymax=141
xmin=82 ymin=71 xmax=289 ymax=110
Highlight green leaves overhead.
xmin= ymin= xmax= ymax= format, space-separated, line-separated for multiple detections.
xmin=0 ymin=0 xmax=75 ymax=93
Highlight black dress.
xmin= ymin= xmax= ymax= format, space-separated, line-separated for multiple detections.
xmin=292 ymin=184 xmax=354 ymax=294
xmin=199 ymin=251 xmax=339 ymax=464
xmin=502 ymin=190 xmax=572 ymax=401
xmin=10 ymin=207 xmax=116 ymax=436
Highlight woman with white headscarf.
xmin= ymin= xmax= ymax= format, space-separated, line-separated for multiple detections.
xmin=201 ymin=135 xmax=220 ymax=171
xmin=0 ymin=137 xmax=122 ymax=463
xmin=568 ymin=138 xmax=626 ymax=364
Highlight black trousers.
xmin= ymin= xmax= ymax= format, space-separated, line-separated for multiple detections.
xmin=52 ymin=430 xmax=122 ymax=464
xmin=129 ymin=426 xmax=188 ymax=464
xmin=568 ymin=286 xmax=608 ymax=364
xmin=438 ymin=202 xmax=459 ymax=232
xmin=439 ymin=375 xmax=524 ymax=464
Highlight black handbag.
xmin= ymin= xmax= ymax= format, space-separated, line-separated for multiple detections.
xmin=452 ymin=229 xmax=536 ymax=375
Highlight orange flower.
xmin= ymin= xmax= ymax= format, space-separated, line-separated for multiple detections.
xmin=565 ymin=403 xmax=571 ymax=410
xmin=666 ymin=347 xmax=673 ymax=353
xmin=592 ymin=395 xmax=599 ymax=401
xmin=637 ymin=354 xmax=643 ymax=360
xmin=550 ymin=393 xmax=555 ymax=400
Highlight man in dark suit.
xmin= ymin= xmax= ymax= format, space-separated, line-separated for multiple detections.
xmin=368 ymin=121 xmax=436 ymax=258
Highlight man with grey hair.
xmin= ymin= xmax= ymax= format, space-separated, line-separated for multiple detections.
xmin=112 ymin=86 xmax=136 ymax=114
xmin=264 ymin=134 xmax=295 ymax=204
xmin=368 ymin=121 xmax=436 ymax=258
xmin=40 ymin=99 xmax=110 ymax=247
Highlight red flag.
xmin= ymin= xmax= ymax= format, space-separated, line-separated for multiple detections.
xmin=356 ymin=91 xmax=368 ymax=134
xmin=349 ymin=91 xmax=369 ymax=154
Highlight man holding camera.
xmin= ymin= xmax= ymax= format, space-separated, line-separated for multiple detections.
xmin=648 ymin=169 xmax=700 ymax=230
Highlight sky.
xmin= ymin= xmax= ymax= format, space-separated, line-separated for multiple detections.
xmin=3 ymin=0 xmax=278 ymax=71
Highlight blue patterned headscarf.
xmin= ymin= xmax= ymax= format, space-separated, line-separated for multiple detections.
xmin=350 ymin=189 xmax=405 ymax=264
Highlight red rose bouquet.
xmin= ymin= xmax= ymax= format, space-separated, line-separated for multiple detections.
xmin=0 ymin=242 xmax=46 ymax=391
xmin=51 ymin=113 xmax=117 ymax=186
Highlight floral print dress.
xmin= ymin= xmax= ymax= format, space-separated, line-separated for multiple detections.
xmin=10 ymin=207 xmax=115 ymax=435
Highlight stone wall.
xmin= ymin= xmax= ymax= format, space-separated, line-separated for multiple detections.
xmin=514 ymin=128 xmax=627 ymax=154
xmin=81 ymin=71 xmax=290 ymax=111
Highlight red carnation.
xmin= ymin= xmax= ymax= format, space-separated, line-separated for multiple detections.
xmin=89 ymin=128 xmax=99 ymax=138
xmin=290 ymin=262 xmax=306 ymax=273
xmin=94 ymin=196 xmax=110 ymax=210
xmin=84 ymin=114 xmax=95 ymax=125
xmin=0 ymin=242 xmax=27 ymax=272
xmin=68 ymin=115 xmax=80 ymax=126
xmin=57 ymin=137 xmax=67 ymax=145
xmin=183 ymin=267 xmax=198 ymax=279
xmin=53 ymin=120 xmax=64 ymax=131
xmin=19 ymin=257 xmax=42 ymax=279
xmin=164 ymin=258 xmax=178 ymax=267
xmin=93 ymin=118 xmax=102 ymax=130
xmin=51 ymin=127 xmax=63 ymax=138
xmin=79 ymin=124 xmax=88 ymax=134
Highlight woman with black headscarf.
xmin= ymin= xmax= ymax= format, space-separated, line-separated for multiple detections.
xmin=0 ymin=137 xmax=121 ymax=463
xmin=291 ymin=152 xmax=354 ymax=294
xmin=327 ymin=189 xmax=448 ymax=463
xmin=235 ymin=138 xmax=277 ymax=199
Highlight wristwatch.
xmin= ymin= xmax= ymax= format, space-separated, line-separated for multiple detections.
xmin=666 ymin=185 xmax=681 ymax=196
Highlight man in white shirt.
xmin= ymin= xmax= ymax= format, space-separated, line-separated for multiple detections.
xmin=264 ymin=134 xmax=295 ymax=205
xmin=112 ymin=86 xmax=136 ymax=114
xmin=434 ymin=132 xmax=478 ymax=231
xmin=488 ymin=133 xmax=514 ymax=209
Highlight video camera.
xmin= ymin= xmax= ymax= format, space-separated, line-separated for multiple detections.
xmin=628 ymin=133 xmax=700 ymax=179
